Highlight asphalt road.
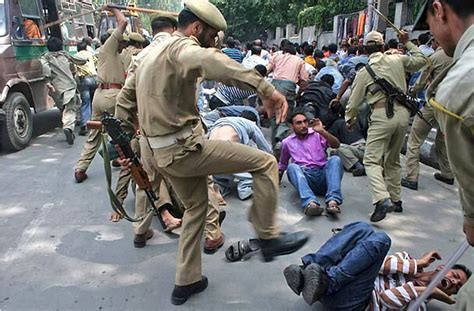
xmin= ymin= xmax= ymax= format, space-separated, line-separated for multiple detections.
xmin=0 ymin=110 xmax=472 ymax=311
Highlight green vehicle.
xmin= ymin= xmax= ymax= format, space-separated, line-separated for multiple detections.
xmin=0 ymin=0 xmax=95 ymax=151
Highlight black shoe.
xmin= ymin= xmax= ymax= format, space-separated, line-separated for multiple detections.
xmin=302 ymin=263 xmax=329 ymax=306
xmin=171 ymin=276 xmax=208 ymax=305
xmin=392 ymin=200 xmax=403 ymax=213
xmin=218 ymin=210 xmax=226 ymax=226
xmin=401 ymin=178 xmax=418 ymax=190
xmin=260 ymin=231 xmax=309 ymax=262
xmin=64 ymin=128 xmax=75 ymax=145
xmin=351 ymin=162 xmax=366 ymax=177
xmin=133 ymin=229 xmax=154 ymax=248
xmin=284 ymin=264 xmax=304 ymax=295
xmin=370 ymin=198 xmax=395 ymax=222
xmin=78 ymin=126 xmax=88 ymax=136
xmin=434 ymin=173 xmax=454 ymax=185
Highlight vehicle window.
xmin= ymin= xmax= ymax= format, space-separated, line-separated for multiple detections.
xmin=18 ymin=0 xmax=41 ymax=18
xmin=0 ymin=0 xmax=6 ymax=36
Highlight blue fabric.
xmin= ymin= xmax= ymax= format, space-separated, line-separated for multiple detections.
xmin=79 ymin=76 xmax=96 ymax=127
xmin=315 ymin=66 xmax=344 ymax=94
xmin=222 ymin=48 xmax=243 ymax=63
xmin=302 ymin=222 xmax=391 ymax=311
xmin=286 ymin=156 xmax=344 ymax=207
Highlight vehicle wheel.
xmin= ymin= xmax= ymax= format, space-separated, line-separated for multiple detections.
xmin=1 ymin=92 xmax=33 ymax=151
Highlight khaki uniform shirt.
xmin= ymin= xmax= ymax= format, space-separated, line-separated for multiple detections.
xmin=118 ymin=32 xmax=275 ymax=138
xmin=427 ymin=25 xmax=474 ymax=227
xmin=411 ymin=47 xmax=452 ymax=95
xmin=115 ymin=32 xmax=172 ymax=134
xmin=345 ymin=42 xmax=428 ymax=123
xmin=96 ymin=28 xmax=125 ymax=85
xmin=121 ymin=46 xmax=142 ymax=74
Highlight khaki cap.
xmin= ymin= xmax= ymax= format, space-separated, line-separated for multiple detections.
xmin=413 ymin=0 xmax=429 ymax=31
xmin=129 ymin=32 xmax=145 ymax=43
xmin=184 ymin=0 xmax=227 ymax=31
xmin=364 ymin=31 xmax=384 ymax=46
xmin=151 ymin=13 xmax=178 ymax=28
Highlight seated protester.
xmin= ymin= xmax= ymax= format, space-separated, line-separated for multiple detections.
xmin=303 ymin=45 xmax=317 ymax=67
xmin=242 ymin=45 xmax=268 ymax=69
xmin=209 ymin=111 xmax=272 ymax=200
xmin=298 ymin=74 xmax=336 ymax=124
xmin=315 ymin=59 xmax=344 ymax=94
xmin=202 ymin=105 xmax=260 ymax=129
xmin=221 ymin=36 xmax=243 ymax=63
xmin=208 ymin=64 xmax=267 ymax=109
xmin=278 ymin=110 xmax=343 ymax=217
xmin=284 ymin=222 xmax=471 ymax=310
xmin=338 ymin=45 xmax=357 ymax=66
xmin=328 ymin=119 xmax=366 ymax=176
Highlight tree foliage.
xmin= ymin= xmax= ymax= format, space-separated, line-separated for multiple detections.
xmin=298 ymin=0 xmax=366 ymax=30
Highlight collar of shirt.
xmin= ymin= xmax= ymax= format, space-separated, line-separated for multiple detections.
xmin=287 ymin=128 xmax=315 ymax=140
xmin=368 ymin=51 xmax=383 ymax=64
xmin=453 ymin=24 xmax=474 ymax=62
xmin=153 ymin=32 xmax=171 ymax=41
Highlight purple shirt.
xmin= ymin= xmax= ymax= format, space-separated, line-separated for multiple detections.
xmin=278 ymin=129 xmax=329 ymax=171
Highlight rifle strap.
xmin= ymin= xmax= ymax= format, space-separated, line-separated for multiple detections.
xmin=101 ymin=133 xmax=153 ymax=222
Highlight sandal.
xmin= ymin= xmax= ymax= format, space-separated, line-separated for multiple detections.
xmin=225 ymin=239 xmax=260 ymax=262
xmin=331 ymin=228 xmax=343 ymax=235
xmin=326 ymin=201 xmax=341 ymax=215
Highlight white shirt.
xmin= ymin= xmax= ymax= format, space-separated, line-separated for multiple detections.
xmin=242 ymin=54 xmax=268 ymax=69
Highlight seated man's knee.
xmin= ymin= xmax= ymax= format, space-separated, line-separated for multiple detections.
xmin=328 ymin=155 xmax=342 ymax=166
xmin=345 ymin=221 xmax=374 ymax=235
xmin=287 ymin=163 xmax=302 ymax=173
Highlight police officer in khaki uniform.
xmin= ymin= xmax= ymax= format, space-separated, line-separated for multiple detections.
xmin=116 ymin=0 xmax=308 ymax=305
xmin=345 ymin=31 xmax=428 ymax=222
xmin=414 ymin=1 xmax=474 ymax=308
xmin=402 ymin=43 xmax=454 ymax=191
xmin=74 ymin=6 xmax=128 ymax=182
xmin=121 ymin=32 xmax=145 ymax=72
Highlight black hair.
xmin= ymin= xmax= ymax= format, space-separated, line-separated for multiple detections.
xmin=366 ymin=44 xmax=383 ymax=55
xmin=304 ymin=45 xmax=314 ymax=56
xmin=418 ymin=33 xmax=430 ymax=45
xmin=100 ymin=33 xmax=110 ymax=45
xmin=357 ymin=46 xmax=366 ymax=55
xmin=313 ymin=49 xmax=324 ymax=59
xmin=328 ymin=43 xmax=338 ymax=54
xmin=289 ymin=108 xmax=307 ymax=124
xmin=178 ymin=9 xmax=200 ymax=29
xmin=47 ymin=37 xmax=63 ymax=52
xmin=280 ymin=39 xmax=290 ymax=50
xmin=453 ymin=264 xmax=472 ymax=280
xmin=320 ymin=74 xmax=335 ymax=87
xmin=77 ymin=40 xmax=87 ymax=52
xmin=226 ymin=36 xmax=236 ymax=48
xmin=251 ymin=45 xmax=262 ymax=55
xmin=240 ymin=110 xmax=258 ymax=123
xmin=428 ymin=0 xmax=474 ymax=19
xmin=284 ymin=44 xmax=297 ymax=55
xmin=254 ymin=64 xmax=267 ymax=77
xmin=151 ymin=19 xmax=176 ymax=34
xmin=322 ymin=45 xmax=328 ymax=51
xmin=388 ymin=38 xmax=399 ymax=49
xmin=348 ymin=46 xmax=358 ymax=55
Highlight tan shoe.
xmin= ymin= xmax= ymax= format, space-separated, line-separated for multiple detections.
xmin=134 ymin=228 xmax=154 ymax=248
xmin=203 ymin=233 xmax=225 ymax=254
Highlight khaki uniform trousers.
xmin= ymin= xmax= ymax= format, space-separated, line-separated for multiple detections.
xmin=140 ymin=133 xmax=279 ymax=286
xmin=330 ymin=143 xmax=366 ymax=170
xmin=135 ymin=137 xmax=222 ymax=240
xmin=75 ymin=88 xmax=119 ymax=171
xmin=364 ymin=105 xmax=409 ymax=204
xmin=456 ymin=276 xmax=474 ymax=310
xmin=404 ymin=104 xmax=453 ymax=182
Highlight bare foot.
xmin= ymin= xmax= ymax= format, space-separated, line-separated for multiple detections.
xmin=110 ymin=211 xmax=123 ymax=222
xmin=161 ymin=209 xmax=182 ymax=232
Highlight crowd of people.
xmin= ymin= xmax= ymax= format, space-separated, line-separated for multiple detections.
xmin=38 ymin=0 xmax=474 ymax=309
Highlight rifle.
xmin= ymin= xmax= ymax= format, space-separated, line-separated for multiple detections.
xmin=365 ymin=64 xmax=431 ymax=125
xmin=87 ymin=113 xmax=165 ymax=228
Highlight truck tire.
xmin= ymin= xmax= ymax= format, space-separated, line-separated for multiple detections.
xmin=1 ymin=92 xmax=33 ymax=151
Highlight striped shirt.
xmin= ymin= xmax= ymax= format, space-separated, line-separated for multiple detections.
xmin=222 ymin=48 xmax=243 ymax=63
xmin=214 ymin=84 xmax=255 ymax=106
xmin=369 ymin=252 xmax=426 ymax=311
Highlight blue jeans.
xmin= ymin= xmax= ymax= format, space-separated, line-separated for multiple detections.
xmin=214 ymin=172 xmax=253 ymax=200
xmin=286 ymin=156 xmax=344 ymax=208
xmin=301 ymin=222 xmax=391 ymax=311
xmin=79 ymin=76 xmax=96 ymax=127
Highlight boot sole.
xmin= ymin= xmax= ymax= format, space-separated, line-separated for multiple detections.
xmin=283 ymin=265 xmax=303 ymax=295
xmin=171 ymin=279 xmax=208 ymax=305
xmin=64 ymin=129 xmax=74 ymax=145
xmin=370 ymin=204 xmax=395 ymax=222
xmin=262 ymin=235 xmax=309 ymax=262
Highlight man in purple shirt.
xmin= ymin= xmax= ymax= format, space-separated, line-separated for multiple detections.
xmin=279 ymin=110 xmax=344 ymax=216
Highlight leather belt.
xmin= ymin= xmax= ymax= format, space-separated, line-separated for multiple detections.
xmin=146 ymin=126 xmax=194 ymax=149
xmin=372 ymin=100 xmax=385 ymax=109
xmin=98 ymin=83 xmax=123 ymax=89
